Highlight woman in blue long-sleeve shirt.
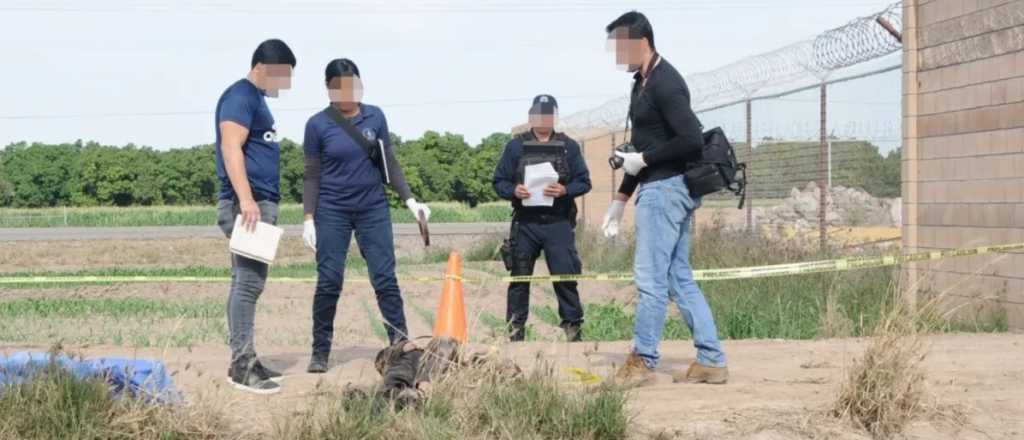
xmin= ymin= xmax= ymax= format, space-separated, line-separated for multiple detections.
xmin=301 ymin=58 xmax=431 ymax=373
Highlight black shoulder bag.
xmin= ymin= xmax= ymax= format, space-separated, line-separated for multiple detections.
xmin=324 ymin=105 xmax=390 ymax=185
xmin=684 ymin=128 xmax=748 ymax=209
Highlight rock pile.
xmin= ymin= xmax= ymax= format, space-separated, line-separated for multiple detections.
xmin=754 ymin=182 xmax=900 ymax=232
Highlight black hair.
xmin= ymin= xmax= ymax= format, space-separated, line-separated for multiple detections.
xmin=324 ymin=58 xmax=361 ymax=84
xmin=605 ymin=11 xmax=655 ymax=50
xmin=251 ymin=39 xmax=296 ymax=68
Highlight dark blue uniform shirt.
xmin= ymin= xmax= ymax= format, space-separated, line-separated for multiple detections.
xmin=214 ymin=79 xmax=280 ymax=202
xmin=303 ymin=104 xmax=391 ymax=212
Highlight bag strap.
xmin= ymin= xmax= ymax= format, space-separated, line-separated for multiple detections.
xmin=733 ymin=163 xmax=747 ymax=209
xmin=324 ymin=105 xmax=378 ymax=162
xmin=324 ymin=105 xmax=390 ymax=184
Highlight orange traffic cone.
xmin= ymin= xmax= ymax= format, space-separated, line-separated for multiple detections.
xmin=433 ymin=251 xmax=468 ymax=343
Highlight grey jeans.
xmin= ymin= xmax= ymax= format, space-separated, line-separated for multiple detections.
xmin=216 ymin=198 xmax=279 ymax=364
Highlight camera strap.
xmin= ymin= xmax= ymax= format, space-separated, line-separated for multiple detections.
xmin=623 ymin=52 xmax=660 ymax=141
xmin=325 ymin=105 xmax=390 ymax=185
xmin=623 ymin=85 xmax=634 ymax=142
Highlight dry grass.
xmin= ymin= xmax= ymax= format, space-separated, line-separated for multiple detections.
xmin=817 ymin=283 xmax=855 ymax=339
xmin=832 ymin=295 xmax=927 ymax=439
xmin=830 ymin=245 xmax=1020 ymax=439
xmin=0 ymin=352 xmax=243 ymax=440
xmin=274 ymin=351 xmax=631 ymax=440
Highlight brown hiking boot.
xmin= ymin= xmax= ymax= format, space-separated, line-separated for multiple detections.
xmin=614 ymin=352 xmax=656 ymax=387
xmin=673 ymin=362 xmax=729 ymax=384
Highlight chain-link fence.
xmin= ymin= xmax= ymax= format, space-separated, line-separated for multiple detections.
xmin=566 ymin=2 xmax=904 ymax=250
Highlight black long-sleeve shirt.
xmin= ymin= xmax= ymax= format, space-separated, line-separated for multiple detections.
xmin=618 ymin=57 xmax=704 ymax=196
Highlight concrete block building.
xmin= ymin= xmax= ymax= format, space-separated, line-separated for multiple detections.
xmin=903 ymin=0 xmax=1024 ymax=328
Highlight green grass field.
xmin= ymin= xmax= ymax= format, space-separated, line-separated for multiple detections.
xmin=1 ymin=265 xmax=1006 ymax=347
xmin=0 ymin=202 xmax=513 ymax=228
xmin=0 ymin=297 xmax=229 ymax=347
xmin=1 ymin=224 xmax=1010 ymax=344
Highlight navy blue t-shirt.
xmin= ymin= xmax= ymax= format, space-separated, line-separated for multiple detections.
xmin=303 ymin=104 xmax=391 ymax=212
xmin=214 ymin=79 xmax=281 ymax=202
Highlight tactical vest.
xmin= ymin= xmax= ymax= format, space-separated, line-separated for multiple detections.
xmin=512 ymin=133 xmax=577 ymax=224
xmin=515 ymin=138 xmax=570 ymax=185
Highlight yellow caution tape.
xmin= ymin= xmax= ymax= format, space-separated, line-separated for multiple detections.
xmin=2 ymin=242 xmax=1022 ymax=286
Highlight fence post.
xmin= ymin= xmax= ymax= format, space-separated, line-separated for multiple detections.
xmin=745 ymin=99 xmax=753 ymax=233
xmin=828 ymin=140 xmax=833 ymax=188
xmin=818 ymin=83 xmax=828 ymax=252
xmin=63 ymin=205 xmax=68 ymax=226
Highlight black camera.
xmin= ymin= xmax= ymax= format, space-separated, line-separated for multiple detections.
xmin=608 ymin=143 xmax=637 ymax=170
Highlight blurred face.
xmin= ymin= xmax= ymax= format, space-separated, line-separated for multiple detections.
xmin=327 ymin=75 xmax=364 ymax=110
xmin=258 ymin=64 xmax=293 ymax=97
xmin=529 ymin=112 xmax=557 ymax=132
xmin=606 ymin=27 xmax=647 ymax=72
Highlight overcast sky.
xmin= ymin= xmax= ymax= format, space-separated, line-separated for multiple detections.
xmin=0 ymin=0 xmax=900 ymax=150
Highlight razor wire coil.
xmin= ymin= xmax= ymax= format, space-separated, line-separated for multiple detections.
xmin=560 ymin=2 xmax=903 ymax=135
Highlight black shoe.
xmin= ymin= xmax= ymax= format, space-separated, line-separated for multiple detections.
xmin=254 ymin=360 xmax=283 ymax=382
xmin=508 ymin=325 xmax=526 ymax=342
xmin=226 ymin=359 xmax=283 ymax=382
xmin=227 ymin=360 xmax=280 ymax=395
xmin=307 ymin=354 xmax=329 ymax=374
xmin=564 ymin=325 xmax=583 ymax=342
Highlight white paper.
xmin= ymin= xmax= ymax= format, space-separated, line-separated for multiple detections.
xmin=523 ymin=162 xmax=560 ymax=207
xmin=228 ymin=215 xmax=284 ymax=265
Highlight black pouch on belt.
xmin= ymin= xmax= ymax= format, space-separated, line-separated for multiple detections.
xmin=500 ymin=217 xmax=519 ymax=272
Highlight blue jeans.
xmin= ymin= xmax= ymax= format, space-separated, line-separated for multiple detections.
xmin=312 ymin=203 xmax=408 ymax=354
xmin=633 ymin=175 xmax=726 ymax=369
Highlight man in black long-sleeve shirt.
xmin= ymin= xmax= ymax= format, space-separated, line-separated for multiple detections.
xmin=602 ymin=11 xmax=729 ymax=386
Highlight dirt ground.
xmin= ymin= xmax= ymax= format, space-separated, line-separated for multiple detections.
xmin=3 ymin=334 xmax=1021 ymax=439
xmin=3 ymin=275 xmax=1023 ymax=439
xmin=2 ymin=235 xmax=1020 ymax=439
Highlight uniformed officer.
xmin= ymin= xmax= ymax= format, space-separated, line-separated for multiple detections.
xmin=493 ymin=95 xmax=592 ymax=342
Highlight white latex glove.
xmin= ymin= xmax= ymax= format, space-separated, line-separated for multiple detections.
xmin=406 ymin=198 xmax=431 ymax=222
xmin=602 ymin=200 xmax=626 ymax=238
xmin=302 ymin=219 xmax=316 ymax=252
xmin=614 ymin=151 xmax=647 ymax=176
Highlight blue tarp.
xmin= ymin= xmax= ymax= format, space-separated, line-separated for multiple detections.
xmin=0 ymin=352 xmax=180 ymax=403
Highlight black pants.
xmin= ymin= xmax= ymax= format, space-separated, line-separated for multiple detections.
xmin=506 ymin=219 xmax=584 ymax=339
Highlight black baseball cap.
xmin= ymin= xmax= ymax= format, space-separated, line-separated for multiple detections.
xmin=529 ymin=94 xmax=558 ymax=115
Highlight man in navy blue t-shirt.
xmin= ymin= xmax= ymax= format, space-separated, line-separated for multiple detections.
xmin=214 ymin=38 xmax=295 ymax=395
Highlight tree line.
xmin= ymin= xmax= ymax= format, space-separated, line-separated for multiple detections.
xmin=0 ymin=134 xmax=900 ymax=209
xmin=0 ymin=132 xmax=510 ymax=209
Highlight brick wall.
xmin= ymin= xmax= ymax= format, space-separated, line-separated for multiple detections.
xmin=575 ymin=130 xmax=634 ymax=231
xmin=904 ymin=0 xmax=1024 ymax=329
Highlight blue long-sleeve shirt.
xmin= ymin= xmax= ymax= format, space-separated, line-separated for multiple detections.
xmin=493 ymin=131 xmax=591 ymax=219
